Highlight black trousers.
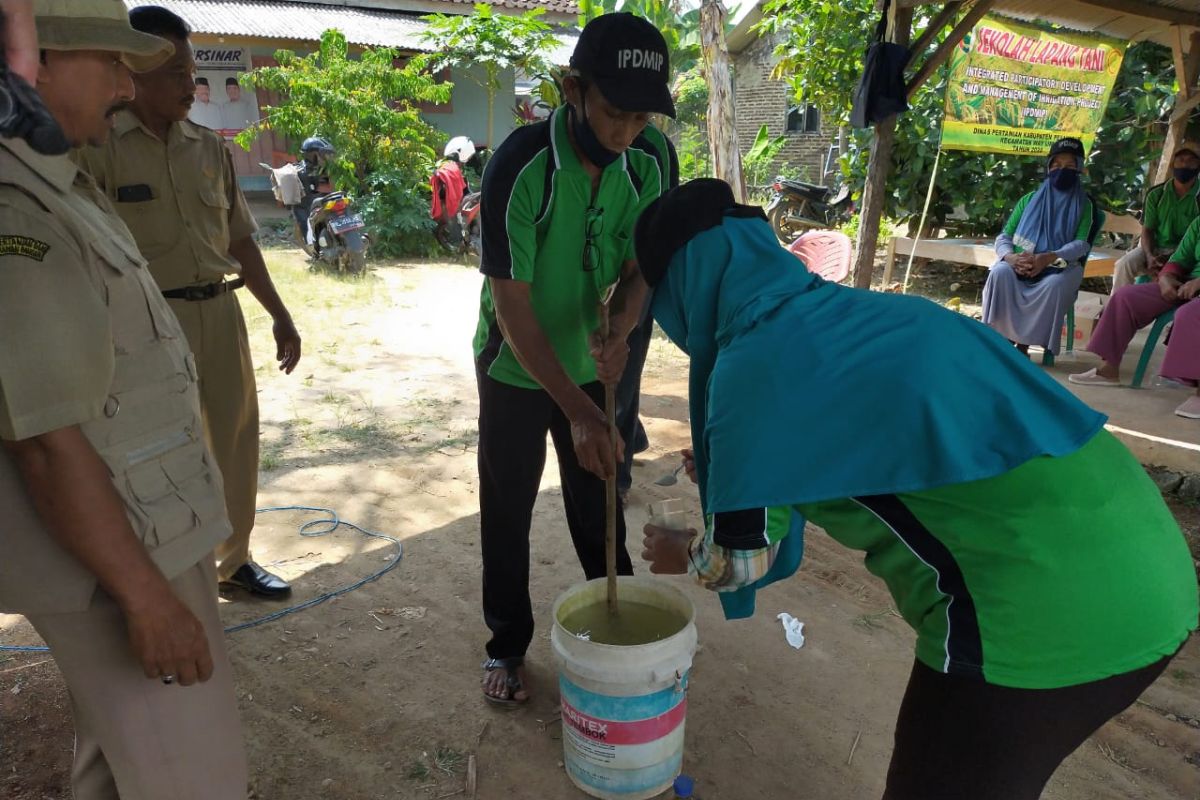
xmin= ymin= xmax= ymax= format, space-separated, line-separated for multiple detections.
xmin=476 ymin=363 xmax=633 ymax=660
xmin=615 ymin=314 xmax=654 ymax=493
xmin=883 ymin=651 xmax=1176 ymax=799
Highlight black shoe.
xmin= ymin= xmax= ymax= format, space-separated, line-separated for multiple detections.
xmin=220 ymin=561 xmax=292 ymax=598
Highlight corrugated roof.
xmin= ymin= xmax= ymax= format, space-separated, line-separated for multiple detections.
xmin=989 ymin=0 xmax=1200 ymax=49
xmin=127 ymin=1 xmax=581 ymax=57
xmin=439 ymin=0 xmax=579 ymax=14
xmin=125 ymin=1 xmax=432 ymax=49
xmin=732 ymin=0 xmax=1200 ymax=51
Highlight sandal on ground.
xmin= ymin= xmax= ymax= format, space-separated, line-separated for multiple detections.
xmin=482 ymin=657 xmax=529 ymax=707
xmin=1068 ymin=368 xmax=1120 ymax=387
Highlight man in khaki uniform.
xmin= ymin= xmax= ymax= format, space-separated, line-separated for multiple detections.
xmin=79 ymin=5 xmax=302 ymax=597
xmin=0 ymin=2 xmax=247 ymax=797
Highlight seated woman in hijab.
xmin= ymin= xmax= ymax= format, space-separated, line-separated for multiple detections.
xmin=633 ymin=179 xmax=1196 ymax=800
xmin=982 ymin=137 xmax=1098 ymax=356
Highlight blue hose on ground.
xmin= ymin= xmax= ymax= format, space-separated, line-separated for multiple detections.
xmin=0 ymin=505 xmax=403 ymax=654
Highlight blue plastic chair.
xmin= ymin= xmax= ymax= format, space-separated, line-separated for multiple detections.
xmin=1042 ymin=207 xmax=1105 ymax=367
xmin=1130 ymin=308 xmax=1176 ymax=389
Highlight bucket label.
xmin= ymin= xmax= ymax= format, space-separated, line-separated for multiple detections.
xmin=560 ymin=695 xmax=687 ymax=747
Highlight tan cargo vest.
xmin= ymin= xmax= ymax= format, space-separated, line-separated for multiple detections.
xmin=0 ymin=144 xmax=231 ymax=614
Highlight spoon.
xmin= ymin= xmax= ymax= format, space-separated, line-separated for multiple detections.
xmin=654 ymin=463 xmax=686 ymax=487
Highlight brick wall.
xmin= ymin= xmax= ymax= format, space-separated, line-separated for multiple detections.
xmin=733 ymin=35 xmax=835 ymax=191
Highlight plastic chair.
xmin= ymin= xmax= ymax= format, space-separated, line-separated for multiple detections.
xmin=1130 ymin=308 xmax=1176 ymax=389
xmin=1043 ymin=206 xmax=1106 ymax=367
xmin=787 ymin=229 xmax=852 ymax=284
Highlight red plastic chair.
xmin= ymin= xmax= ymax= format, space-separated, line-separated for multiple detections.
xmin=787 ymin=229 xmax=852 ymax=284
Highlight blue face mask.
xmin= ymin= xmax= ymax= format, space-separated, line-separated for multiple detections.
xmin=1048 ymin=168 xmax=1079 ymax=191
xmin=570 ymin=96 xmax=620 ymax=168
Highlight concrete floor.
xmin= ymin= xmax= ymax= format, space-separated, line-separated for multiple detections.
xmin=1041 ymin=325 xmax=1199 ymax=474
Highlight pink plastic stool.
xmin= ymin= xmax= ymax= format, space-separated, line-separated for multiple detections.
xmin=787 ymin=229 xmax=852 ymax=284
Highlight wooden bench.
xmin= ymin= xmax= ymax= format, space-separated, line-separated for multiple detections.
xmin=882 ymin=213 xmax=1142 ymax=287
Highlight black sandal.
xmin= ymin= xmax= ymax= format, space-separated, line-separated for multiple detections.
xmin=482 ymin=657 xmax=529 ymax=707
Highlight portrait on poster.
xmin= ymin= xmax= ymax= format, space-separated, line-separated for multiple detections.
xmin=188 ymin=45 xmax=260 ymax=137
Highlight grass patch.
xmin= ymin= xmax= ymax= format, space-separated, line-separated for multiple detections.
xmin=433 ymin=746 xmax=465 ymax=776
xmin=404 ymin=759 xmax=430 ymax=781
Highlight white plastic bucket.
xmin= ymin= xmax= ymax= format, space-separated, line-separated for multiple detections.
xmin=551 ymin=577 xmax=698 ymax=800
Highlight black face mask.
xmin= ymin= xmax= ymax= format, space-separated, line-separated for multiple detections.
xmin=1048 ymin=167 xmax=1079 ymax=191
xmin=569 ymin=97 xmax=620 ymax=168
xmin=1174 ymin=166 xmax=1200 ymax=184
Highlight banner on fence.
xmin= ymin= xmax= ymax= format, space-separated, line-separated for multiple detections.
xmin=941 ymin=16 xmax=1126 ymax=155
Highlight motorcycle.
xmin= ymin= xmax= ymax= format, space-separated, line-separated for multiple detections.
xmin=765 ymin=176 xmax=854 ymax=243
xmin=458 ymin=191 xmax=481 ymax=256
xmin=434 ymin=191 xmax=481 ymax=257
xmin=260 ymin=162 xmax=368 ymax=273
xmin=307 ymin=191 xmax=368 ymax=274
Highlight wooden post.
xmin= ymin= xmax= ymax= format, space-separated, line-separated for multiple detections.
xmin=906 ymin=0 xmax=997 ymax=100
xmin=701 ymin=0 xmax=746 ymax=201
xmin=851 ymin=4 xmax=912 ymax=289
xmin=905 ymin=1 xmax=962 ymax=69
xmin=1155 ymin=29 xmax=1200 ymax=185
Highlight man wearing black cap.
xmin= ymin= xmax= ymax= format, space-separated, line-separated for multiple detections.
xmin=472 ymin=12 xmax=676 ymax=704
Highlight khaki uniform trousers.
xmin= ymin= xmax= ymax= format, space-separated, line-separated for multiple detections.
xmin=167 ymin=290 xmax=260 ymax=581
xmin=26 ymin=558 xmax=247 ymax=800
xmin=1113 ymin=245 xmax=1172 ymax=289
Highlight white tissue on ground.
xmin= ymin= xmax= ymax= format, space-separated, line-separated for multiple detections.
xmin=777 ymin=612 xmax=805 ymax=649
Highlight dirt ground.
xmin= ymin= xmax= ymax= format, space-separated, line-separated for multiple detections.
xmin=2 ymin=254 xmax=1198 ymax=800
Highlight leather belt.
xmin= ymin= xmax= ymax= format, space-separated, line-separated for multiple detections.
xmin=162 ymin=278 xmax=245 ymax=301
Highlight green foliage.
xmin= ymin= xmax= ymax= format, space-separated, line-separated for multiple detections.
xmin=672 ymin=68 xmax=711 ymax=180
xmin=418 ymin=5 xmax=558 ymax=144
xmin=743 ymin=124 xmax=789 ymax=188
xmin=237 ymin=29 xmax=449 ymax=256
xmin=758 ymin=0 xmax=1178 ymax=236
xmin=578 ymin=0 xmax=701 ymax=78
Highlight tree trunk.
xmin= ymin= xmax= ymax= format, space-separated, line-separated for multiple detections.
xmin=851 ymin=5 xmax=912 ymax=289
xmin=486 ymin=90 xmax=495 ymax=150
xmin=700 ymin=0 xmax=745 ymax=201
xmin=1156 ymin=31 xmax=1200 ymax=184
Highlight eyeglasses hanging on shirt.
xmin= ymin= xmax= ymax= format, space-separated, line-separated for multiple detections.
xmin=582 ymin=205 xmax=605 ymax=273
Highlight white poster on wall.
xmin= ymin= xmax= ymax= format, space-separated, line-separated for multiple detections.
xmin=189 ymin=44 xmax=260 ymax=138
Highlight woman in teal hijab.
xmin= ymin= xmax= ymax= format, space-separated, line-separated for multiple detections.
xmin=635 ymin=179 xmax=1197 ymax=800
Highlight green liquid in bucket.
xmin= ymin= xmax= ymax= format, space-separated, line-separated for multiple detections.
xmin=559 ymin=600 xmax=688 ymax=646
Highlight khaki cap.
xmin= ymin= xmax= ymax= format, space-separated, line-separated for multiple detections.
xmin=1174 ymin=141 xmax=1200 ymax=159
xmin=35 ymin=0 xmax=174 ymax=73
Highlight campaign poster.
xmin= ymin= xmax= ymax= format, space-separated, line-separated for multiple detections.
xmin=189 ymin=44 xmax=260 ymax=138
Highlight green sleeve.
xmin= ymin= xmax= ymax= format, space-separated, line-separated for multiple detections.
xmin=1001 ymin=193 xmax=1033 ymax=238
xmin=1074 ymin=197 xmax=1094 ymax=243
xmin=711 ymin=505 xmax=794 ymax=550
xmin=1168 ymin=217 xmax=1200 ymax=273
xmin=1142 ymin=185 xmax=1162 ymax=232
xmin=478 ymin=152 xmax=544 ymax=283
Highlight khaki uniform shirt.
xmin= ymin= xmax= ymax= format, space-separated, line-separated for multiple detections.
xmin=77 ymin=111 xmax=257 ymax=292
xmin=0 ymin=137 xmax=230 ymax=614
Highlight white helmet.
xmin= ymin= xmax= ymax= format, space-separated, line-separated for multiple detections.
xmin=444 ymin=136 xmax=475 ymax=163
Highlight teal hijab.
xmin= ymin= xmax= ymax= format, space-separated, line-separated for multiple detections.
xmin=650 ymin=214 xmax=1106 ymax=619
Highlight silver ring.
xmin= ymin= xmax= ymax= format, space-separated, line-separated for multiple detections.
xmin=161 ymin=675 xmax=175 ymax=685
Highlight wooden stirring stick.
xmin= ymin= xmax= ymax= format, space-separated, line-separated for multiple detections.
xmin=601 ymin=295 xmax=618 ymax=616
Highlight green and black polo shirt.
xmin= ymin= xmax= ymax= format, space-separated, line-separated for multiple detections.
xmin=473 ymin=106 xmax=677 ymax=389
xmin=1143 ymin=180 xmax=1200 ymax=253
